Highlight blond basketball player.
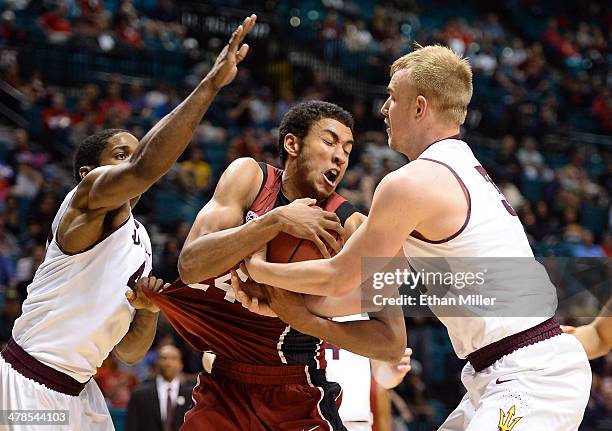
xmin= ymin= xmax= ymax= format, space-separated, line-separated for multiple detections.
xmin=0 ymin=15 xmax=257 ymax=431
xmin=245 ymin=44 xmax=591 ymax=430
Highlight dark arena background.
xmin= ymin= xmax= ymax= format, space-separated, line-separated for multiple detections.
xmin=0 ymin=0 xmax=610 ymax=430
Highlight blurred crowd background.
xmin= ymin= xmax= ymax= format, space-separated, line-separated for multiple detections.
xmin=0 ymin=0 xmax=610 ymax=429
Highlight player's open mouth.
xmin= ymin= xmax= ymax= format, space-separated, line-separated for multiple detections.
xmin=323 ymin=169 xmax=339 ymax=186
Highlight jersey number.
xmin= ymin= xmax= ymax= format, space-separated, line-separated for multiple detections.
xmin=474 ymin=166 xmax=517 ymax=216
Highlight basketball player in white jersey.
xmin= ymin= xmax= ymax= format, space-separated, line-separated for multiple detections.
xmin=244 ymin=44 xmax=591 ymax=430
xmin=0 ymin=15 xmax=257 ymax=431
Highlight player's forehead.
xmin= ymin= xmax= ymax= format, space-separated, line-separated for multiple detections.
xmin=307 ymin=118 xmax=354 ymax=145
xmin=103 ymin=132 xmax=138 ymax=154
xmin=388 ymin=68 xmax=412 ymax=94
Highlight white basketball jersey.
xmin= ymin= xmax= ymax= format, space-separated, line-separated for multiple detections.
xmin=12 ymin=187 xmax=152 ymax=382
xmin=403 ymin=139 xmax=557 ymax=358
xmin=325 ymin=315 xmax=372 ymax=424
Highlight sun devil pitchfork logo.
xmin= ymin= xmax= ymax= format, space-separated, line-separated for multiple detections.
xmin=498 ymin=406 xmax=523 ymax=431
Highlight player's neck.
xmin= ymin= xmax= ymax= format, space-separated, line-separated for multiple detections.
xmin=410 ymin=125 xmax=461 ymax=160
xmin=280 ymin=168 xmax=311 ymax=202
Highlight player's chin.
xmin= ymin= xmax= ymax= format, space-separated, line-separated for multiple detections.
xmin=315 ymin=182 xmax=335 ymax=200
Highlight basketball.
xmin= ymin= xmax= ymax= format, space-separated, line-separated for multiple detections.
xmin=268 ymin=231 xmax=344 ymax=263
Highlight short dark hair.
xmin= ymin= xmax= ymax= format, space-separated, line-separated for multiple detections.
xmin=73 ymin=129 xmax=128 ymax=183
xmin=277 ymin=101 xmax=354 ymax=165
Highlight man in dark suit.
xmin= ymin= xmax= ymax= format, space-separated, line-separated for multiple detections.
xmin=125 ymin=345 xmax=194 ymax=431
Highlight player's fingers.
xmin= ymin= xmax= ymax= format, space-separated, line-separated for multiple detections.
xmin=243 ymin=14 xmax=257 ymax=33
xmin=155 ymin=282 xmax=169 ymax=293
xmin=239 ymin=262 xmax=250 ymax=278
xmin=322 ymin=219 xmax=346 ymax=240
xmin=322 ymin=210 xmax=341 ymax=224
xmin=294 ymin=197 xmax=317 ymax=206
xmin=399 ymin=356 xmax=411 ymax=366
xmin=227 ymin=24 xmax=244 ymax=51
xmin=312 ymin=236 xmax=331 ymax=259
xmin=153 ymin=278 xmax=164 ymax=291
xmin=228 ymin=14 xmax=255 ymax=50
xmin=248 ymin=297 xmax=259 ymax=313
xmin=125 ymin=290 xmax=135 ymax=302
xmin=397 ymin=365 xmax=411 ymax=372
xmin=560 ymin=325 xmax=576 ymax=334
xmin=145 ymin=276 xmax=157 ymax=289
xmin=236 ymin=43 xmax=250 ymax=63
xmin=317 ymin=228 xmax=341 ymax=254
xmin=230 ymin=270 xmax=242 ymax=292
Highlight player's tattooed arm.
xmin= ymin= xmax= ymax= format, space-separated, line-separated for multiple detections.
xmin=563 ymin=299 xmax=612 ymax=359
xmin=82 ymin=15 xmax=257 ymax=210
xmin=112 ymin=276 xmax=168 ymax=365
xmin=179 ymin=159 xmax=344 ymax=284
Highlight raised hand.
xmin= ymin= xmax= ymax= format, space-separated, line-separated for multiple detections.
xmin=274 ymin=198 xmax=346 ymax=258
xmin=206 ymin=14 xmax=257 ymax=91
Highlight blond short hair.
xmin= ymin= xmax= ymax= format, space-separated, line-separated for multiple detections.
xmin=391 ymin=44 xmax=473 ymax=125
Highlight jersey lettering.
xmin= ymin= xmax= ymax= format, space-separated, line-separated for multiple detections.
xmin=474 ymin=165 xmax=517 ymax=216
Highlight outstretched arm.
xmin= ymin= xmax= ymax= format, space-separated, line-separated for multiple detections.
xmin=83 ymin=15 xmax=258 ymax=210
xmin=246 ymin=167 xmax=426 ymax=296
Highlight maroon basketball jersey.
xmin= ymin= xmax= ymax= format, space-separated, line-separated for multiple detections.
xmin=145 ymin=163 xmax=357 ymax=368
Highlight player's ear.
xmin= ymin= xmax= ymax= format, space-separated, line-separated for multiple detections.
xmin=415 ymin=95 xmax=427 ymax=121
xmin=79 ymin=165 xmax=94 ymax=180
xmin=284 ymin=133 xmax=300 ymax=159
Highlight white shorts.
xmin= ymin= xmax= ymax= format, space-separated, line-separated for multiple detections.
xmin=439 ymin=334 xmax=591 ymax=431
xmin=344 ymin=422 xmax=371 ymax=431
xmin=0 ymin=356 xmax=114 ymax=431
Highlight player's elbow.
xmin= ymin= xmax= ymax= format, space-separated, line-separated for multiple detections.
xmin=178 ymin=248 xmax=208 ymax=284
xmin=178 ymin=255 xmax=196 ymax=284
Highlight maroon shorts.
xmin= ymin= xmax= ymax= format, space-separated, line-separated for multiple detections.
xmin=181 ymin=358 xmax=346 ymax=431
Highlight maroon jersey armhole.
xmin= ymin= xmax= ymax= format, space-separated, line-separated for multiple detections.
xmin=248 ymin=163 xmax=283 ymax=215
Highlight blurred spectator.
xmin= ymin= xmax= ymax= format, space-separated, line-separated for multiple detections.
xmin=0 ymin=10 xmax=25 ymax=44
xmin=43 ymin=93 xmax=73 ymax=131
xmin=97 ymin=82 xmax=132 ymax=125
xmin=517 ymin=136 xmax=546 ymax=180
xmin=38 ymin=3 xmax=72 ymax=44
xmin=96 ymin=355 xmax=139 ymax=408
xmin=572 ymin=229 xmax=606 ymax=257
xmin=11 ymin=160 xmax=43 ymax=200
xmin=125 ymin=345 xmax=194 ymax=431
xmin=178 ymin=147 xmax=211 ymax=195
xmin=156 ymin=238 xmax=180 ymax=284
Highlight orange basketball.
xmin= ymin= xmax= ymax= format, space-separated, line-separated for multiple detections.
xmin=267 ymin=231 xmax=343 ymax=263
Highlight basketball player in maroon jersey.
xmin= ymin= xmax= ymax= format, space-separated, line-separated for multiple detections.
xmin=144 ymin=101 xmax=407 ymax=431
